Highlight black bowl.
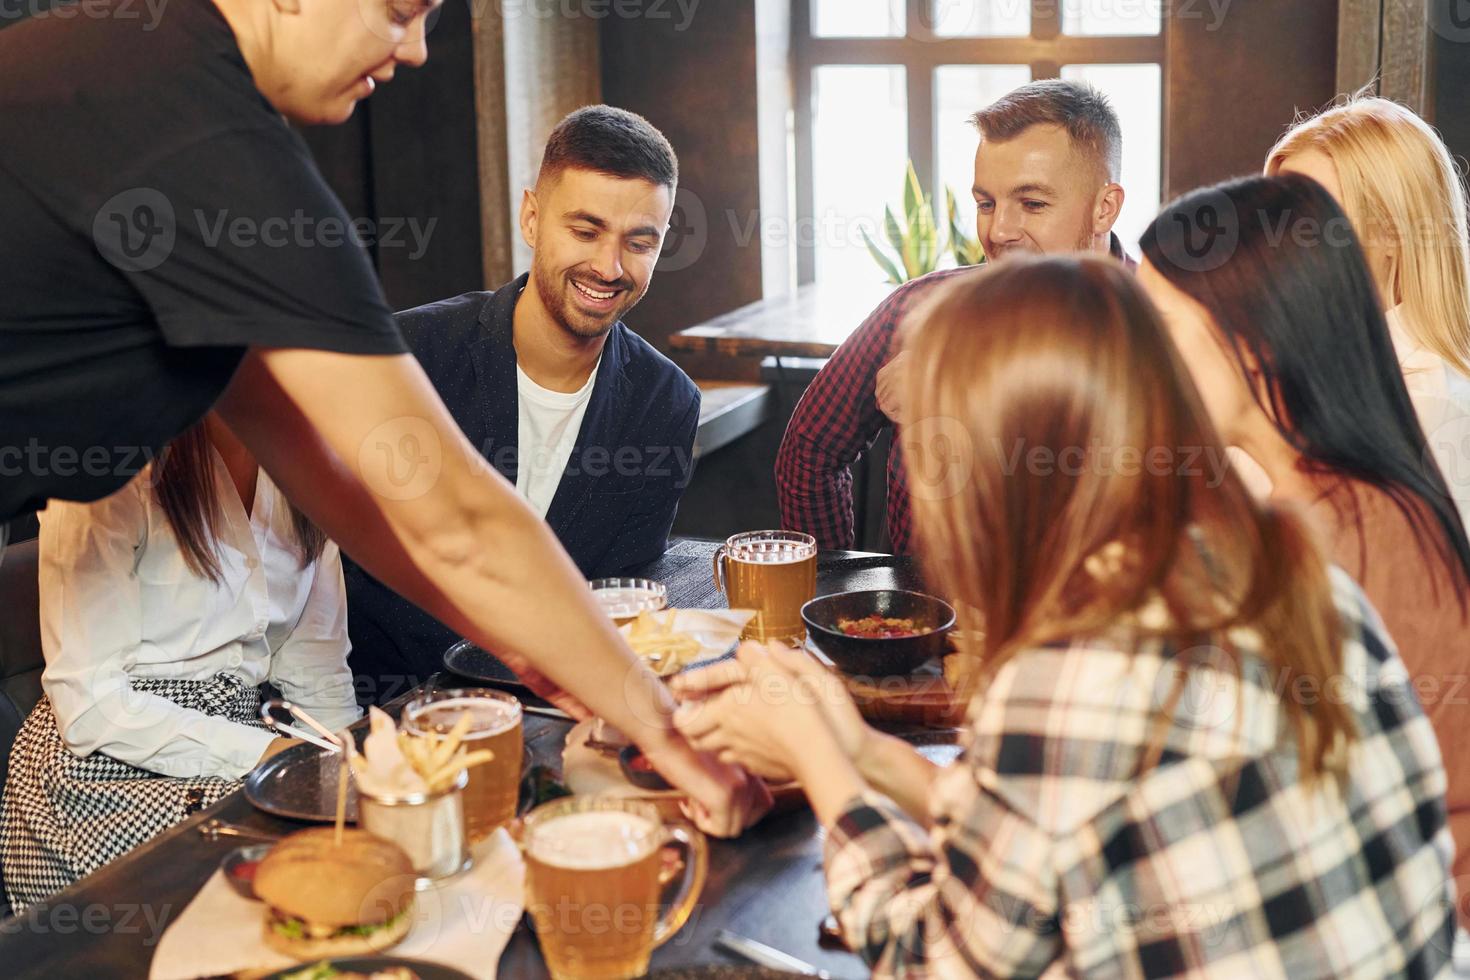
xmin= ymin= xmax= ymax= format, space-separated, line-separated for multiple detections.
xmin=801 ymin=590 xmax=956 ymax=676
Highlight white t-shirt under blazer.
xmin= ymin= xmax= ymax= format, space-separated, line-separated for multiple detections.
xmin=515 ymin=359 xmax=599 ymax=519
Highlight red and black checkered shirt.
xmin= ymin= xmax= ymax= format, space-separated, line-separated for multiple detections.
xmin=776 ymin=237 xmax=1133 ymax=553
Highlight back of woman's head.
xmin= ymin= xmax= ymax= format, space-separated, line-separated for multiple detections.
xmin=1267 ymin=95 xmax=1470 ymax=375
xmin=901 ymin=254 xmax=1351 ymax=775
xmin=1139 ymin=173 xmax=1470 ymax=598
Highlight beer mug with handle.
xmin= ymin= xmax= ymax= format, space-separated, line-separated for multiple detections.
xmin=521 ymin=796 xmax=708 ymax=980
xmin=712 ymin=530 xmax=817 ymax=643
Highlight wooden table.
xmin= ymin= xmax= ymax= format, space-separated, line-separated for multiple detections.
xmin=668 ymin=281 xmax=894 ymax=361
xmin=0 ymin=544 xmax=930 ymax=979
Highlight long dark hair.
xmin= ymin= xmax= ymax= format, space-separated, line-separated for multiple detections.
xmin=1139 ymin=172 xmax=1470 ymax=601
xmin=904 ymin=255 xmax=1352 ymax=779
xmin=154 ymin=424 xmax=326 ymax=583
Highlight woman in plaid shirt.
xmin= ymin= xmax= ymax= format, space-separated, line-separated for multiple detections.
xmin=675 ymin=256 xmax=1457 ymax=978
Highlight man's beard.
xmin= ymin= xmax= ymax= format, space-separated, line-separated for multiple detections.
xmin=533 ymin=262 xmax=638 ymax=340
xmin=987 ymin=217 xmax=1100 ymax=260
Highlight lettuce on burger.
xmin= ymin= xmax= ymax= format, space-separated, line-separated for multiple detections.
xmin=255 ymin=828 xmax=417 ymax=959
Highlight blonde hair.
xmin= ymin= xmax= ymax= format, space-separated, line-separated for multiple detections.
xmin=902 ymin=255 xmax=1352 ymax=780
xmin=1266 ymin=95 xmax=1470 ymax=376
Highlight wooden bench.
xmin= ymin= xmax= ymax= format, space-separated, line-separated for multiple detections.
xmin=692 ymin=380 xmax=774 ymax=460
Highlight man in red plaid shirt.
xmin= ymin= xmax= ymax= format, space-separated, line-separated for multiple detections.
xmin=777 ymin=80 xmax=1136 ymax=552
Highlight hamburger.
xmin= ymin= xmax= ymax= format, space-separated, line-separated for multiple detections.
xmin=254 ymin=828 xmax=417 ymax=959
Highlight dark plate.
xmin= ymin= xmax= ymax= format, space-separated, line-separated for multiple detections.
xmin=260 ymin=956 xmax=475 ymax=979
xmin=446 ymin=637 xmax=736 ymax=690
xmin=245 ymin=738 xmax=535 ymax=824
xmin=441 ymin=640 xmax=530 ymax=693
xmin=246 ymin=733 xmax=365 ymax=823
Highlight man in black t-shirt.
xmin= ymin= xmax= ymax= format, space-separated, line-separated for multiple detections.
xmin=0 ymin=0 xmax=419 ymax=520
xmin=0 ymin=0 xmax=766 ymax=836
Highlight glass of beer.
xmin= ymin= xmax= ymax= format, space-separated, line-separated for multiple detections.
xmin=522 ymin=796 xmax=707 ymax=980
xmin=589 ymin=577 xmax=668 ymax=625
xmin=403 ymin=688 xmax=522 ymax=843
xmin=712 ymin=530 xmax=817 ymax=642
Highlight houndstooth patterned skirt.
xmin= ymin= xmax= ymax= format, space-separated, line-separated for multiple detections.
xmin=0 ymin=673 xmax=266 ymax=912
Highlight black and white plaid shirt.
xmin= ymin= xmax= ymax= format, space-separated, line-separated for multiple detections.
xmin=825 ymin=567 xmax=1457 ymax=978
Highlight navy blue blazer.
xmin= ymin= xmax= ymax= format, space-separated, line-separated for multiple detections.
xmin=344 ymin=274 xmax=700 ymax=701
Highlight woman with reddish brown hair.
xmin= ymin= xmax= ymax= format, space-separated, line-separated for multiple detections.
xmin=674 ymin=255 xmax=1455 ymax=977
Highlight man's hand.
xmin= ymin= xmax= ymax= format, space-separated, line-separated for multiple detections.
xmin=640 ymin=734 xmax=773 ymax=837
xmin=875 ymin=351 xmax=910 ymax=425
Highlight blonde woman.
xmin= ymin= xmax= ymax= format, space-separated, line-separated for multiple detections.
xmin=674 ymin=256 xmax=1456 ymax=977
xmin=1267 ymin=95 xmax=1470 ymax=526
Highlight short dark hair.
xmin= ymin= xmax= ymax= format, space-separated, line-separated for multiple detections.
xmin=971 ymin=79 xmax=1123 ymax=183
xmin=537 ymin=105 xmax=678 ymax=190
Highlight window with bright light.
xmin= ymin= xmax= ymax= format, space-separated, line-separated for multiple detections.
xmin=794 ymin=0 xmax=1166 ymax=285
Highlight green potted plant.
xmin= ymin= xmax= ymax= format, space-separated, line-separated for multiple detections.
xmin=862 ymin=162 xmax=985 ymax=284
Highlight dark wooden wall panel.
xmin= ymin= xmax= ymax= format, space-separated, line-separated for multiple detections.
xmin=600 ymin=1 xmax=766 ymax=366
xmin=301 ymin=0 xmax=484 ymax=313
xmin=1166 ymin=0 xmax=1341 ymax=200
xmin=299 ymin=116 xmax=372 ymax=232
xmin=367 ymin=0 xmax=485 ymax=311
xmin=1433 ymin=13 xmax=1470 ymax=169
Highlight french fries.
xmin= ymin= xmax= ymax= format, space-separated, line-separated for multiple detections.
xmin=625 ymin=611 xmax=703 ymax=677
xmin=397 ymin=713 xmax=496 ymax=793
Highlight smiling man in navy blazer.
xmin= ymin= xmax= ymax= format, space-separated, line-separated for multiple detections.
xmin=344 ymin=106 xmax=700 ymax=702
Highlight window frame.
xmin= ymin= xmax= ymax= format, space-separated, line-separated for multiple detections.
xmin=792 ymin=0 xmax=1167 ymax=283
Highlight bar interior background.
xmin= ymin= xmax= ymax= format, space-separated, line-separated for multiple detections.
xmin=3 ymin=0 xmax=1467 ymax=549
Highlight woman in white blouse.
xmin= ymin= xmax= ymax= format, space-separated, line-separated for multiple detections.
xmin=0 ymin=413 xmax=360 ymax=910
xmin=1268 ymin=95 xmax=1470 ymax=527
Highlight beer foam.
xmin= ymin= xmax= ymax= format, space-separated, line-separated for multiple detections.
xmin=529 ymin=811 xmax=658 ymax=869
xmin=408 ymin=697 xmax=519 ymax=738
xmin=731 ymin=545 xmax=814 ymax=565
xmin=593 ymin=587 xmax=662 ymax=618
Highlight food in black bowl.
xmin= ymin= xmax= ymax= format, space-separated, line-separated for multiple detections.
xmin=801 ymin=590 xmax=956 ymax=676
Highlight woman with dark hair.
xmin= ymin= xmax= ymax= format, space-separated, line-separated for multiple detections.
xmin=672 ymin=255 xmax=1455 ymax=976
xmin=0 ymin=414 xmax=360 ymax=911
xmin=1137 ymin=172 xmax=1470 ymax=904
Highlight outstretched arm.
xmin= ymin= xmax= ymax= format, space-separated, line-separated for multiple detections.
xmin=218 ymin=347 xmax=765 ymax=835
